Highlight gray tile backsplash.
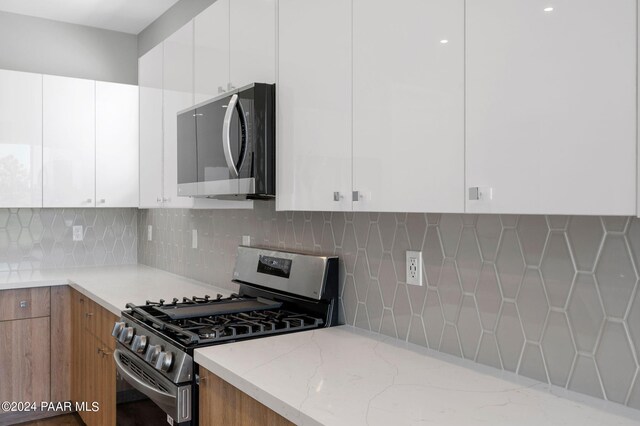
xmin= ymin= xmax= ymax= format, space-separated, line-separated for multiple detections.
xmin=0 ymin=208 xmax=137 ymax=271
xmin=137 ymin=202 xmax=640 ymax=409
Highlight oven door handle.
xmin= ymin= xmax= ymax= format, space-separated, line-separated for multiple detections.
xmin=113 ymin=349 xmax=176 ymax=408
xmin=222 ymin=94 xmax=240 ymax=178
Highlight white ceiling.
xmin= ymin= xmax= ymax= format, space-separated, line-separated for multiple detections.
xmin=0 ymin=0 xmax=180 ymax=34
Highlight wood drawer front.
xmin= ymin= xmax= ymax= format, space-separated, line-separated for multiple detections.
xmin=0 ymin=287 xmax=50 ymax=321
xmin=0 ymin=317 xmax=51 ymax=409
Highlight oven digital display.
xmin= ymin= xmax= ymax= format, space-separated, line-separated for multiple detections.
xmin=257 ymin=255 xmax=292 ymax=279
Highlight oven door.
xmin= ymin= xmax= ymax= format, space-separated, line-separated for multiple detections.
xmin=114 ymin=346 xmax=192 ymax=425
xmin=177 ymin=90 xmax=253 ymax=198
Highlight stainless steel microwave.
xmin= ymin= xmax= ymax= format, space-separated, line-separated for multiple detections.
xmin=176 ymin=83 xmax=275 ymax=199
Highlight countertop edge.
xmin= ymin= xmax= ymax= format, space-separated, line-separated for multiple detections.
xmin=0 ymin=279 xmax=69 ymax=290
xmin=67 ymin=280 xmax=123 ymax=317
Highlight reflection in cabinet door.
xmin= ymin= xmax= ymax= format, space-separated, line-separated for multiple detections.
xmin=139 ymin=44 xmax=165 ymax=209
xmin=229 ymin=0 xmax=276 ymax=88
xmin=96 ymin=81 xmax=139 ymax=208
xmin=0 ymin=69 xmax=43 ymax=208
xmin=351 ymin=0 xmax=464 ymax=213
xmin=466 ymin=0 xmax=636 ymax=215
xmin=277 ymin=0 xmax=353 ymax=212
xmin=42 ymin=75 xmax=96 ymax=208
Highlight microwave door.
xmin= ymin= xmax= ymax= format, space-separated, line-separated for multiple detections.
xmin=195 ymin=97 xmax=241 ymax=195
xmin=222 ymin=94 xmax=248 ymax=180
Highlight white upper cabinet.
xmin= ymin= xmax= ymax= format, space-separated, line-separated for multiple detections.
xmin=229 ymin=0 xmax=276 ymax=88
xmin=277 ymin=0 xmax=353 ymax=212
xmin=466 ymin=0 xmax=637 ymax=215
xmin=352 ymin=0 xmax=464 ymax=213
xmin=0 ymin=70 xmax=42 ymax=208
xmin=163 ymin=21 xmax=195 ymax=209
xmin=139 ymin=44 xmax=165 ymax=208
xmin=195 ymin=0 xmax=230 ymax=103
xmin=43 ymin=75 xmax=96 ymax=208
xmin=96 ymin=81 xmax=139 ymax=208
xmin=195 ymin=0 xmax=275 ymax=101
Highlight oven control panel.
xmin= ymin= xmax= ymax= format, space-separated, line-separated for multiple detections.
xmin=112 ymin=318 xmax=192 ymax=384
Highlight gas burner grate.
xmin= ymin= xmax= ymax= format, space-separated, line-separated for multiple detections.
xmin=177 ymin=310 xmax=323 ymax=344
xmin=125 ymin=297 xmax=325 ymax=347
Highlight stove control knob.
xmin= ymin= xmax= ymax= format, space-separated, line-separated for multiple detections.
xmin=155 ymin=351 xmax=173 ymax=373
xmin=131 ymin=335 xmax=148 ymax=353
xmin=118 ymin=326 xmax=134 ymax=344
xmin=145 ymin=344 xmax=161 ymax=364
xmin=111 ymin=322 xmax=125 ymax=338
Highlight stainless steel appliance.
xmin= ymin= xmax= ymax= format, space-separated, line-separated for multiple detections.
xmin=113 ymin=247 xmax=339 ymax=425
xmin=176 ymin=83 xmax=275 ymax=199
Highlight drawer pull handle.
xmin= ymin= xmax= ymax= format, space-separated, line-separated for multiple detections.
xmin=85 ymin=312 xmax=94 ymax=317
xmin=19 ymin=301 xmax=28 ymax=308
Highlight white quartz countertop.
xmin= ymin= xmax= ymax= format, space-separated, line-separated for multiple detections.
xmin=194 ymin=326 xmax=640 ymax=426
xmin=0 ymin=265 xmax=235 ymax=316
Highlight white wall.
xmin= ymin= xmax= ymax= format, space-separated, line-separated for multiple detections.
xmin=0 ymin=11 xmax=137 ymax=84
xmin=137 ymin=0 xmax=216 ymax=57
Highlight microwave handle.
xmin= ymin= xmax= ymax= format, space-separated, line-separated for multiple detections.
xmin=223 ymin=94 xmax=240 ymax=178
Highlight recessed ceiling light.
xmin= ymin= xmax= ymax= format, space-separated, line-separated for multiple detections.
xmin=544 ymin=7 xmax=554 ymax=12
xmin=440 ymin=39 xmax=449 ymax=44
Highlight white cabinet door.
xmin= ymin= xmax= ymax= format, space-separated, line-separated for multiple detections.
xmin=352 ymin=0 xmax=464 ymax=213
xmin=96 ymin=81 xmax=139 ymax=208
xmin=139 ymin=44 xmax=165 ymax=208
xmin=163 ymin=21 xmax=195 ymax=209
xmin=43 ymin=75 xmax=95 ymax=208
xmin=229 ymin=0 xmax=276 ymax=88
xmin=0 ymin=70 xmax=42 ymax=208
xmin=195 ymin=0 xmax=230 ymax=104
xmin=277 ymin=0 xmax=353 ymax=211
xmin=466 ymin=0 xmax=636 ymax=215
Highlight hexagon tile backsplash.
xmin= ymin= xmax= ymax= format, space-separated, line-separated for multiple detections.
xmin=0 ymin=208 xmax=137 ymax=271
xmin=137 ymin=202 xmax=640 ymax=410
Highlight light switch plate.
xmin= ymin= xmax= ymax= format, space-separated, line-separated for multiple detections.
xmin=72 ymin=226 xmax=83 ymax=242
xmin=406 ymin=251 xmax=423 ymax=286
xmin=192 ymin=229 xmax=198 ymax=249
xmin=242 ymin=235 xmax=251 ymax=246
xmin=147 ymin=225 xmax=153 ymax=241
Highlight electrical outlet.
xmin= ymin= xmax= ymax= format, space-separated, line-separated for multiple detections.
xmin=147 ymin=225 xmax=153 ymax=241
xmin=242 ymin=235 xmax=251 ymax=246
xmin=192 ymin=229 xmax=198 ymax=249
xmin=72 ymin=226 xmax=83 ymax=242
xmin=406 ymin=251 xmax=423 ymax=286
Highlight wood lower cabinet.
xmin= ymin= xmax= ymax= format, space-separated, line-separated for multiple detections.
xmin=0 ymin=287 xmax=52 ymax=414
xmin=0 ymin=317 xmax=51 ymax=406
xmin=71 ymin=288 xmax=117 ymax=426
xmin=199 ymin=368 xmax=293 ymax=426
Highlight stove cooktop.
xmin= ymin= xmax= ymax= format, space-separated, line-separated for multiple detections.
xmin=124 ymin=294 xmax=324 ymax=348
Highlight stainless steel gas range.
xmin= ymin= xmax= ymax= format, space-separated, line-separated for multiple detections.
xmin=111 ymin=246 xmax=339 ymax=425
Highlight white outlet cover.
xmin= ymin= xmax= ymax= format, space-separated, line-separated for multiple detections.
xmin=192 ymin=229 xmax=198 ymax=249
xmin=406 ymin=250 xmax=423 ymax=286
xmin=72 ymin=225 xmax=83 ymax=242
xmin=147 ymin=225 xmax=153 ymax=241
